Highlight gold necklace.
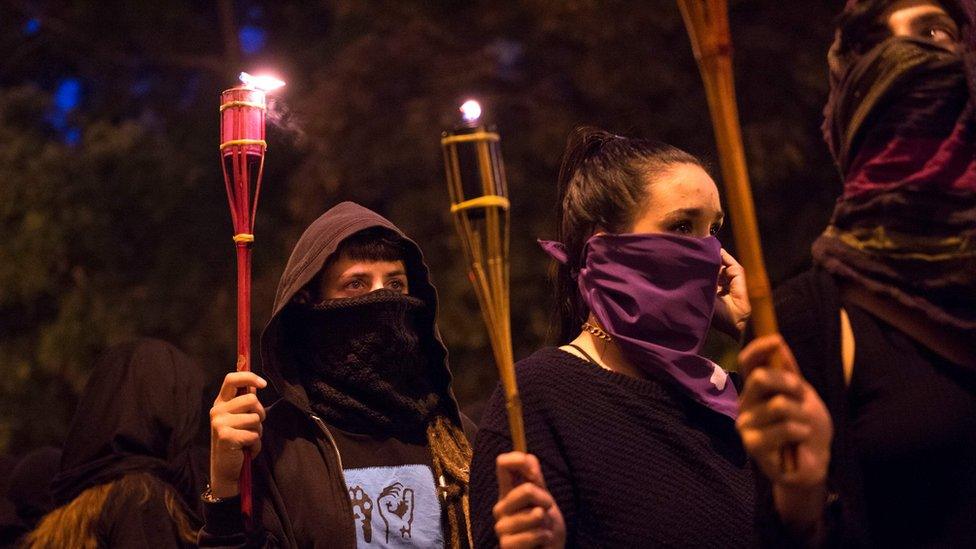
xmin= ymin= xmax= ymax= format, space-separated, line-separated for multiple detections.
xmin=581 ymin=321 xmax=613 ymax=341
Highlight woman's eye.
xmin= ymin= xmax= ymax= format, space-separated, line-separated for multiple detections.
xmin=345 ymin=279 xmax=364 ymax=290
xmin=709 ymin=224 xmax=721 ymax=236
xmin=387 ymin=279 xmax=405 ymax=291
xmin=924 ymin=26 xmax=958 ymax=44
xmin=668 ymin=221 xmax=693 ymax=235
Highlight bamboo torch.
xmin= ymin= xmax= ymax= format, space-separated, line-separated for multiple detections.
xmin=441 ymin=100 xmax=526 ymax=453
xmin=676 ymin=0 xmax=796 ymax=471
xmin=219 ymin=71 xmax=285 ymax=523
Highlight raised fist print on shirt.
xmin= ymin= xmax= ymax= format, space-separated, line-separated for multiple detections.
xmin=378 ymin=482 xmax=416 ymax=543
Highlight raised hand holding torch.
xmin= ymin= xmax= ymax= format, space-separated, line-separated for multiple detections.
xmin=218 ymin=71 xmax=285 ymax=523
xmin=676 ymin=1 xmax=797 ymax=472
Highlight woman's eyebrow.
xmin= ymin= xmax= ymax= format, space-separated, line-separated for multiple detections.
xmin=663 ymin=208 xmax=724 ymax=222
xmin=911 ymin=12 xmax=959 ymax=34
xmin=663 ymin=207 xmax=701 ymax=219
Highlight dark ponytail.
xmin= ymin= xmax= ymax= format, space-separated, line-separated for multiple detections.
xmin=551 ymin=126 xmax=704 ymax=343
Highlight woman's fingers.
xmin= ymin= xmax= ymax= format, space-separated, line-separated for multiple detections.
xmin=494 ymin=452 xmax=565 ymax=548
xmin=213 ymin=412 xmax=264 ymax=432
xmin=740 ymin=420 xmax=813 ymax=454
xmin=212 ymin=391 xmax=266 ymax=420
xmin=495 ymin=506 xmax=549 ymax=537
xmin=738 ymin=367 xmax=805 ymax=409
xmin=216 ymin=371 xmax=267 ymax=403
xmin=499 ymin=529 xmax=554 ymax=549
xmin=493 ymin=482 xmax=554 ymax=521
xmin=720 ymin=248 xmax=741 ymax=268
xmin=496 ymin=452 xmax=546 ymax=497
xmin=213 ymin=422 xmax=263 ymax=452
xmin=738 ymin=392 xmax=806 ymax=430
xmin=738 ymin=335 xmax=800 ymax=378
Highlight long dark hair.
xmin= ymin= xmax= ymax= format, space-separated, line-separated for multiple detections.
xmin=552 ymin=126 xmax=704 ymax=342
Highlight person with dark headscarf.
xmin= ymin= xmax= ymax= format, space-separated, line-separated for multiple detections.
xmin=26 ymin=338 xmax=208 ymax=548
xmin=737 ymin=1 xmax=976 ymax=546
xmin=198 ymin=202 xmax=475 ymax=548
xmin=4 ymin=446 xmax=61 ymax=544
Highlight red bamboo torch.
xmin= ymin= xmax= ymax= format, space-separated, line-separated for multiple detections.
xmin=219 ymin=71 xmax=285 ymax=524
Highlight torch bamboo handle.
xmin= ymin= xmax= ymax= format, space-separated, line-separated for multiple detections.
xmin=442 ymin=127 xmax=527 ymax=454
xmin=677 ymin=0 xmax=795 ymax=472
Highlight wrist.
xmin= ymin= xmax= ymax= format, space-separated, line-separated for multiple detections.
xmin=773 ymin=482 xmax=827 ymax=539
xmin=209 ymin=477 xmax=241 ymax=499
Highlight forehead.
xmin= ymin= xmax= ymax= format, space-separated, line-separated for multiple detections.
xmin=323 ymin=256 xmax=406 ymax=277
xmin=886 ymin=0 xmax=951 ymax=22
xmin=644 ymin=163 xmax=720 ymax=211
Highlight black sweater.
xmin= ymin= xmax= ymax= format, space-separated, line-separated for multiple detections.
xmin=763 ymin=268 xmax=976 ymax=547
xmin=470 ymin=347 xmax=755 ymax=548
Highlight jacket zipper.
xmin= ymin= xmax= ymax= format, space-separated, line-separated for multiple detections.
xmin=309 ymin=413 xmax=345 ymax=471
xmin=308 ymin=413 xmax=359 ymax=547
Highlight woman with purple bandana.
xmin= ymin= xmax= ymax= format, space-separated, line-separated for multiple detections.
xmin=469 ymin=127 xmax=756 ymax=548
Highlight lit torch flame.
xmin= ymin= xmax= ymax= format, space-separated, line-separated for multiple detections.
xmin=239 ymin=72 xmax=286 ymax=92
xmin=460 ymin=99 xmax=482 ymax=125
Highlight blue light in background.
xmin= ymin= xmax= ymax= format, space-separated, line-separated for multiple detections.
xmin=53 ymin=78 xmax=82 ymax=111
xmin=24 ymin=17 xmax=41 ymax=36
xmin=47 ymin=77 xmax=83 ymax=145
xmin=239 ymin=26 xmax=266 ymax=55
xmin=64 ymin=128 xmax=81 ymax=146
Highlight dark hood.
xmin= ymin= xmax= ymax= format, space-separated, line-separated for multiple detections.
xmin=50 ymin=339 xmax=208 ymax=513
xmin=261 ymin=201 xmax=463 ymax=426
xmin=824 ymin=0 xmax=976 ymax=162
xmin=8 ymin=447 xmax=61 ymax=528
xmin=813 ymin=0 xmax=976 ymax=334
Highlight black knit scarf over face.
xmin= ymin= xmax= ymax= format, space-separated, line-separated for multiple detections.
xmin=294 ymin=289 xmax=441 ymax=436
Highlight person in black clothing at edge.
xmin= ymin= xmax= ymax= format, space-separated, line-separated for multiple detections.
xmin=737 ymin=1 xmax=976 ymax=547
xmin=1 ymin=446 xmax=61 ymax=547
xmin=26 ymin=338 xmax=209 ymax=548
xmin=199 ymin=202 xmax=476 ymax=548
xmin=469 ymin=127 xmax=756 ymax=548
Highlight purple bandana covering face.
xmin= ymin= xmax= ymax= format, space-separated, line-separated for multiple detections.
xmin=539 ymin=232 xmax=739 ymax=419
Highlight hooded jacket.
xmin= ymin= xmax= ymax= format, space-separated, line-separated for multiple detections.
xmin=200 ymin=202 xmax=470 ymax=548
xmin=42 ymin=338 xmax=208 ymax=547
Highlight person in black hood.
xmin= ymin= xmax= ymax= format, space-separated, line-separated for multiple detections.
xmin=26 ymin=338 xmax=208 ymax=548
xmin=4 ymin=446 xmax=61 ymax=544
xmin=199 ymin=202 xmax=474 ymax=549
xmin=738 ymin=1 xmax=976 ymax=547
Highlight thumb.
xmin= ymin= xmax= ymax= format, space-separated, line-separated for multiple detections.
xmin=496 ymin=452 xmax=545 ymax=497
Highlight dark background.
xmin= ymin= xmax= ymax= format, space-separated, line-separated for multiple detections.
xmin=0 ymin=0 xmax=844 ymax=456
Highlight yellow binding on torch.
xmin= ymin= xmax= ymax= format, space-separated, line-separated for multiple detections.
xmin=441 ymin=131 xmax=500 ymax=145
xmin=220 ymin=139 xmax=267 ymax=150
xmin=219 ymin=101 xmax=267 ymax=112
xmin=450 ymin=195 xmax=510 ymax=213
xmin=233 ymin=233 xmax=255 ymax=243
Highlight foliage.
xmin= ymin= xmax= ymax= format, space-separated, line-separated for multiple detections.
xmin=1 ymin=0 xmax=843 ymax=454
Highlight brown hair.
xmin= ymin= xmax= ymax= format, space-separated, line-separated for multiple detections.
xmin=26 ymin=473 xmax=197 ymax=548
xmin=553 ymin=126 xmax=704 ymax=342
